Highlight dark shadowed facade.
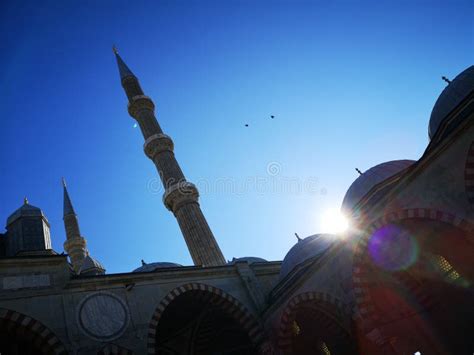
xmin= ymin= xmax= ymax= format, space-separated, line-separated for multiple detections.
xmin=0 ymin=57 xmax=473 ymax=354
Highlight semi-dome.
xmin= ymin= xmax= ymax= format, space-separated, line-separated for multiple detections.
xmin=229 ymin=257 xmax=267 ymax=264
xmin=7 ymin=199 xmax=46 ymax=225
xmin=79 ymin=255 xmax=105 ymax=275
xmin=132 ymin=261 xmax=182 ymax=273
xmin=429 ymin=65 xmax=474 ymax=139
xmin=279 ymin=234 xmax=335 ymax=280
xmin=342 ymin=160 xmax=415 ymax=212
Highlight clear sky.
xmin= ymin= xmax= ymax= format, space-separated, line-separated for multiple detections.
xmin=0 ymin=0 xmax=472 ymax=273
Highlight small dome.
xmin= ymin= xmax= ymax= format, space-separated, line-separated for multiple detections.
xmin=429 ymin=66 xmax=474 ymax=139
xmin=7 ymin=200 xmax=45 ymax=225
xmin=229 ymin=257 xmax=267 ymax=264
xmin=132 ymin=261 xmax=182 ymax=273
xmin=279 ymin=234 xmax=335 ymax=280
xmin=79 ymin=255 xmax=105 ymax=275
xmin=342 ymin=160 xmax=415 ymax=212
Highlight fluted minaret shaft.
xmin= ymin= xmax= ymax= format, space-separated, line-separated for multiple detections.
xmin=62 ymin=179 xmax=88 ymax=272
xmin=114 ymin=49 xmax=225 ymax=266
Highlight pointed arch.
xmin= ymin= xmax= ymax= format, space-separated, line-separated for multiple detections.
xmin=277 ymin=292 xmax=353 ymax=353
xmin=0 ymin=308 xmax=67 ymax=354
xmin=147 ymin=282 xmax=265 ymax=354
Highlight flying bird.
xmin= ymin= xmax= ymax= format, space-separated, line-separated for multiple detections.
xmin=270 ymin=115 xmax=275 ymax=119
xmin=245 ymin=124 xmax=249 ymax=127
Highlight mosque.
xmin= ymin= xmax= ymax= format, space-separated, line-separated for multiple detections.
xmin=0 ymin=51 xmax=472 ymax=354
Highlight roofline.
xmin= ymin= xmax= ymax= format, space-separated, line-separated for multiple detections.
xmin=355 ymin=91 xmax=474 ymax=219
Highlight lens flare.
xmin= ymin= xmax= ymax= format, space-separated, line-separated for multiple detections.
xmin=368 ymin=224 xmax=418 ymax=271
xmin=321 ymin=209 xmax=349 ymax=235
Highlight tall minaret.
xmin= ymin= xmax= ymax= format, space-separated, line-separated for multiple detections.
xmin=62 ymin=179 xmax=90 ymax=272
xmin=113 ymin=48 xmax=225 ymax=266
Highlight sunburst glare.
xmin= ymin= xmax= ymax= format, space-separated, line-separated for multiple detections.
xmin=321 ymin=208 xmax=349 ymax=235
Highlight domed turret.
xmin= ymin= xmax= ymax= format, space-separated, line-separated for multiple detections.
xmin=6 ymin=198 xmax=45 ymax=225
xmin=342 ymin=160 xmax=415 ymax=213
xmin=429 ymin=66 xmax=474 ymax=139
xmin=5 ymin=198 xmax=52 ymax=256
xmin=279 ymin=234 xmax=335 ymax=280
xmin=132 ymin=260 xmax=182 ymax=273
xmin=229 ymin=257 xmax=267 ymax=265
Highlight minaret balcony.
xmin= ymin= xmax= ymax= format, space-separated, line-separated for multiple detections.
xmin=143 ymin=133 xmax=174 ymax=159
xmin=127 ymin=95 xmax=155 ymax=117
xmin=163 ymin=182 xmax=199 ymax=212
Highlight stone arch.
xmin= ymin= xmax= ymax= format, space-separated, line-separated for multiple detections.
xmin=352 ymin=208 xmax=474 ymax=348
xmin=277 ymin=292 xmax=353 ymax=354
xmin=465 ymin=141 xmax=474 ymax=205
xmin=98 ymin=343 xmax=133 ymax=355
xmin=147 ymin=282 xmax=265 ymax=354
xmin=0 ymin=308 xmax=67 ymax=355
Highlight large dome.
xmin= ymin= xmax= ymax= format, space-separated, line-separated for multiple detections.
xmin=132 ymin=261 xmax=182 ymax=273
xmin=429 ymin=65 xmax=474 ymax=139
xmin=279 ymin=234 xmax=335 ymax=280
xmin=342 ymin=160 xmax=415 ymax=212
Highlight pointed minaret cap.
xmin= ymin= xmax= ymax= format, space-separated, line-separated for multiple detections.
xmin=113 ymin=45 xmax=135 ymax=81
xmin=62 ymin=178 xmax=76 ymax=216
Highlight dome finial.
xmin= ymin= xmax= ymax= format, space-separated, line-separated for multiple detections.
xmin=441 ymin=76 xmax=451 ymax=85
xmin=24 ymin=196 xmax=29 ymax=205
xmin=141 ymin=259 xmax=146 ymax=266
xmin=295 ymin=233 xmax=302 ymax=242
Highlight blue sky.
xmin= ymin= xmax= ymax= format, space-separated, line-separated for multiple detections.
xmin=0 ymin=0 xmax=472 ymax=273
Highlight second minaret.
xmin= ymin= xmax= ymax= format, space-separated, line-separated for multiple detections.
xmin=114 ymin=49 xmax=225 ymax=267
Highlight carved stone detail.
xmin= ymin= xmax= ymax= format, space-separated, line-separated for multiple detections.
xmin=163 ymin=182 xmax=199 ymax=212
xmin=143 ymin=133 xmax=174 ymax=159
xmin=127 ymin=95 xmax=155 ymax=117
xmin=77 ymin=292 xmax=130 ymax=342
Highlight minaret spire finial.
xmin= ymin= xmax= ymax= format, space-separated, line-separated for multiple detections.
xmin=24 ymin=197 xmax=29 ymax=205
xmin=62 ymin=178 xmax=75 ymax=216
xmin=112 ymin=47 xmax=137 ymax=84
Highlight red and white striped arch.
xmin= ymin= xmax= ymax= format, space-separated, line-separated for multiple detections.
xmin=0 ymin=308 xmax=67 ymax=355
xmin=147 ymin=282 xmax=265 ymax=355
xmin=352 ymin=208 xmax=474 ymax=340
xmin=277 ymin=291 xmax=351 ymax=351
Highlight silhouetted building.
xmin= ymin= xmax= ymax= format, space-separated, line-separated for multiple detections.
xmin=0 ymin=56 xmax=472 ymax=354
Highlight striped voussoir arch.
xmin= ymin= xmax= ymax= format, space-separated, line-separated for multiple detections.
xmin=98 ymin=343 xmax=134 ymax=355
xmin=352 ymin=208 xmax=474 ymax=340
xmin=147 ymin=282 xmax=265 ymax=355
xmin=0 ymin=308 xmax=67 ymax=355
xmin=465 ymin=141 xmax=474 ymax=204
xmin=277 ymin=292 xmax=351 ymax=351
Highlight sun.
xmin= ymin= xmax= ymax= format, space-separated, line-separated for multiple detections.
xmin=320 ymin=208 xmax=349 ymax=235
